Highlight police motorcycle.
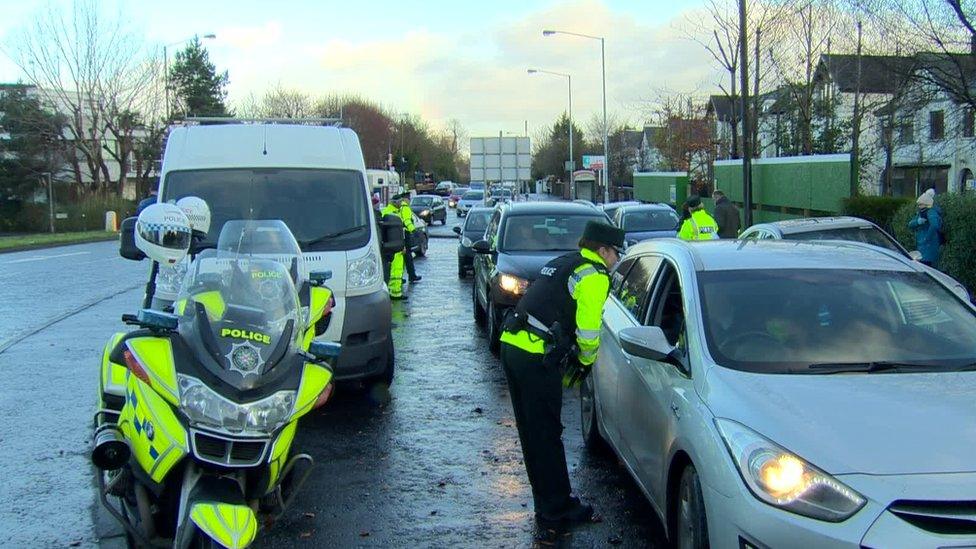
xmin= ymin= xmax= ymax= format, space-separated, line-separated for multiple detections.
xmin=94 ymin=203 xmax=340 ymax=548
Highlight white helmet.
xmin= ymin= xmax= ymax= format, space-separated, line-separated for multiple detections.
xmin=176 ymin=196 xmax=211 ymax=236
xmin=135 ymin=203 xmax=192 ymax=265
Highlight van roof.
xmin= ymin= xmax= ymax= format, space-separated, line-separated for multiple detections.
xmin=161 ymin=124 xmax=366 ymax=173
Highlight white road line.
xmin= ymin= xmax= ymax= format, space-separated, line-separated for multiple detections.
xmin=2 ymin=251 xmax=91 ymax=264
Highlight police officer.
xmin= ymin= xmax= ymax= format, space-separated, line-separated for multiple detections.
xmin=499 ymin=220 xmax=624 ymax=526
xmin=397 ymin=194 xmax=422 ymax=283
xmin=678 ymin=195 xmax=719 ymax=241
xmin=381 ymin=197 xmax=408 ymax=300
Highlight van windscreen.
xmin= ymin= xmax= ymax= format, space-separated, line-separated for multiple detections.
xmin=163 ymin=168 xmax=370 ymax=252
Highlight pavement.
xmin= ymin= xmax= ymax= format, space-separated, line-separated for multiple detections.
xmin=0 ymin=224 xmax=666 ymax=548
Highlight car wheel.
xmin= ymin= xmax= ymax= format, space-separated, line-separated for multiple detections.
xmin=415 ymin=236 xmax=427 ymax=257
xmin=673 ymin=465 xmax=709 ymax=549
xmin=581 ymin=374 xmax=609 ymax=452
xmin=458 ymin=262 xmax=466 ymax=279
xmin=473 ymin=282 xmax=486 ymax=327
xmin=487 ymin=303 xmax=501 ymax=356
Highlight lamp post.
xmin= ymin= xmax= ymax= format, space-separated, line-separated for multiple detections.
xmin=528 ymin=69 xmax=574 ymax=199
xmin=543 ymin=29 xmax=608 ymax=203
xmin=164 ymin=33 xmax=216 ymax=121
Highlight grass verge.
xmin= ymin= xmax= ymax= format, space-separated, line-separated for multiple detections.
xmin=0 ymin=230 xmax=118 ymax=253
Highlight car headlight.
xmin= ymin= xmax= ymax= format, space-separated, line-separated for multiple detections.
xmin=498 ymin=273 xmax=530 ymax=295
xmin=461 ymin=236 xmax=473 ymax=247
xmin=347 ymin=251 xmax=380 ymax=292
xmin=179 ymin=375 xmax=295 ymax=435
xmin=449 ymin=200 xmax=456 ymax=207
xmin=715 ymin=419 xmax=865 ymax=522
xmin=421 ymin=209 xmax=430 ymax=216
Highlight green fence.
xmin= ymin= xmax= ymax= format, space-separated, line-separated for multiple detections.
xmin=714 ymin=154 xmax=852 ymax=223
xmin=633 ymin=172 xmax=689 ymax=205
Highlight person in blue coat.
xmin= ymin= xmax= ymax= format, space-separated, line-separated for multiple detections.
xmin=908 ymin=189 xmax=942 ymax=268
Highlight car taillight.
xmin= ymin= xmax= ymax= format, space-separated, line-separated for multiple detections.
xmin=123 ymin=349 xmax=151 ymax=385
xmin=313 ymin=383 xmax=335 ymax=409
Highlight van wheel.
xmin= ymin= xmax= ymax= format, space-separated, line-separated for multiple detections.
xmin=672 ymin=465 xmax=709 ymax=549
xmin=473 ymin=283 xmax=486 ymax=327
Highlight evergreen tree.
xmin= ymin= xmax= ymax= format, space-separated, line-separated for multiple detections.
xmin=0 ymin=86 xmax=66 ymax=201
xmin=169 ymin=37 xmax=230 ymax=118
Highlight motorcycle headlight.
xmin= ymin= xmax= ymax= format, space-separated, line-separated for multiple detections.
xmin=347 ymin=251 xmax=380 ymax=293
xmin=498 ymin=273 xmax=530 ymax=295
xmin=178 ymin=375 xmax=296 ymax=435
xmin=461 ymin=236 xmax=473 ymax=247
xmin=715 ymin=419 xmax=865 ymax=522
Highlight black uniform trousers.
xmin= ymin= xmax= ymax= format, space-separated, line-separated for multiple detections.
xmin=501 ymin=341 xmax=572 ymax=516
xmin=404 ymin=232 xmax=418 ymax=280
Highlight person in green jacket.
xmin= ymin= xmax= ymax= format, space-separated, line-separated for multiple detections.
xmin=678 ymin=195 xmax=719 ymax=241
xmin=397 ymin=194 xmax=422 ymax=283
xmin=381 ymin=198 xmax=407 ymax=300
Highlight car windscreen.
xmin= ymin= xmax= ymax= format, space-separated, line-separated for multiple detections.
xmin=435 ymin=183 xmax=452 ymax=190
xmin=500 ymin=214 xmax=604 ymax=252
xmin=463 ymin=211 xmax=492 ymax=235
xmin=698 ymin=269 xmax=976 ymax=374
xmin=463 ymin=191 xmax=484 ymax=200
xmin=623 ymin=209 xmax=679 ymax=232
xmin=163 ymin=168 xmax=370 ymax=252
xmin=492 ymin=189 xmax=512 ymax=197
xmin=412 ymin=196 xmax=434 ymax=206
xmin=784 ymin=226 xmax=905 ymax=255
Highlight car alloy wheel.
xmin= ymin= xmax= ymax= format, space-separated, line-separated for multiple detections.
xmin=580 ymin=375 xmax=607 ymax=451
xmin=473 ymin=283 xmax=486 ymax=327
xmin=487 ymin=303 xmax=501 ymax=356
xmin=676 ymin=465 xmax=708 ymax=549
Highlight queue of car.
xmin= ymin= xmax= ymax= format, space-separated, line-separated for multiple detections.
xmin=452 ymin=196 xmax=976 ymax=548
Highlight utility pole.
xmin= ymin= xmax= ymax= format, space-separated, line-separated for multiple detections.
xmin=45 ymin=173 xmax=54 ymax=233
xmin=739 ymin=0 xmax=753 ymax=226
xmin=850 ymin=21 xmax=863 ymax=196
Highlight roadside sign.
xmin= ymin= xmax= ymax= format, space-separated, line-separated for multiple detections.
xmin=669 ymin=184 xmax=677 ymax=204
xmin=55 ymin=213 xmax=68 ymax=219
xmin=583 ymin=155 xmax=605 ymax=170
xmin=564 ymin=160 xmax=576 ymax=171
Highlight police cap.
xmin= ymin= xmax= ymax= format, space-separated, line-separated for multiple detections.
xmin=685 ymin=195 xmax=702 ymax=209
xmin=582 ymin=220 xmax=625 ymax=250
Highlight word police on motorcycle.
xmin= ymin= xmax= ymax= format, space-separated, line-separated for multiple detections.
xmin=220 ymin=328 xmax=272 ymax=344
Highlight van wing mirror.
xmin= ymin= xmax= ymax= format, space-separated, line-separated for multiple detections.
xmin=619 ymin=326 xmax=675 ymax=362
xmin=119 ymin=217 xmax=145 ymax=261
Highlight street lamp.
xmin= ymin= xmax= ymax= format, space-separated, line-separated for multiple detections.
xmin=543 ymin=29 xmax=609 ymax=203
xmin=164 ymin=33 xmax=216 ymax=120
xmin=528 ymin=69 xmax=574 ymax=199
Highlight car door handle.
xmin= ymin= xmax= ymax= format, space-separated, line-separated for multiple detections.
xmin=670 ymin=402 xmax=680 ymax=419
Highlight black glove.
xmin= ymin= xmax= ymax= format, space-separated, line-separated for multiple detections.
xmin=562 ymin=358 xmax=592 ymax=389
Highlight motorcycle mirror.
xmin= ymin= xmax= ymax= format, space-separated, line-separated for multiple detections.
xmin=119 ymin=217 xmax=145 ymax=261
xmin=308 ymin=340 xmax=342 ymax=360
xmin=137 ymin=308 xmax=179 ymax=330
xmin=310 ymin=271 xmax=333 ymax=285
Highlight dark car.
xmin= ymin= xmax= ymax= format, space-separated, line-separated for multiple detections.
xmin=472 ymin=202 xmax=611 ymax=354
xmin=410 ymin=194 xmax=447 ymax=225
xmin=601 ymin=200 xmax=640 ymax=221
xmin=453 ymin=207 xmax=493 ymax=278
xmin=448 ymin=186 xmax=469 ymax=208
xmin=613 ymin=203 xmax=679 ymax=245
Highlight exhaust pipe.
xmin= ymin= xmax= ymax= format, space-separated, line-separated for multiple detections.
xmin=92 ymin=425 xmax=130 ymax=470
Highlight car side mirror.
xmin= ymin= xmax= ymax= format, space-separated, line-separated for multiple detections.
xmin=472 ymin=240 xmax=492 ymax=254
xmin=619 ymin=326 xmax=675 ymax=362
xmin=119 ymin=217 xmax=145 ymax=261
xmin=909 ymin=250 xmax=923 ymax=261
xmin=453 ymin=225 xmax=462 ymax=235
xmin=308 ymin=340 xmax=342 ymax=360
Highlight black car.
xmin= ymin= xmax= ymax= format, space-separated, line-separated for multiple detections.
xmin=453 ymin=207 xmax=493 ymax=278
xmin=472 ymin=202 xmax=611 ymax=354
xmin=410 ymin=194 xmax=448 ymax=225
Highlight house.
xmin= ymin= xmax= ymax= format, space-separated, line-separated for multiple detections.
xmin=706 ymin=95 xmax=740 ymax=160
xmin=638 ymin=125 xmax=666 ymax=171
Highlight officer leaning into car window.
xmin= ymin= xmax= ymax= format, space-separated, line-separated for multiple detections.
xmin=498 ymin=220 xmax=625 ymax=526
xmin=381 ymin=198 xmax=407 ymax=301
xmin=397 ymin=194 xmax=422 ymax=284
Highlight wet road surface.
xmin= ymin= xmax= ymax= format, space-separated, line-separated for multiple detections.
xmin=0 ymin=227 xmax=667 ymax=548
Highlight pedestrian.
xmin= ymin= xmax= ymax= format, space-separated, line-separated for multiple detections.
xmin=677 ymin=195 xmax=719 ymax=241
xmin=498 ymin=220 xmax=625 ymax=527
xmin=397 ymin=194 xmax=422 ymax=283
xmin=711 ymin=189 xmax=741 ymax=239
xmin=908 ymin=188 xmax=942 ymax=268
xmin=381 ymin=198 xmax=408 ymax=301
xmin=137 ymin=182 xmax=159 ymax=215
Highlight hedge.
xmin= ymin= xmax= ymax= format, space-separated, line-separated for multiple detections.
xmin=892 ymin=193 xmax=976 ymax=292
xmin=841 ymin=196 xmax=913 ymax=235
xmin=0 ymin=195 xmax=136 ymax=233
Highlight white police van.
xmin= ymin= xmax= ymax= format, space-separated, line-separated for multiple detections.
xmin=153 ymin=122 xmax=393 ymax=384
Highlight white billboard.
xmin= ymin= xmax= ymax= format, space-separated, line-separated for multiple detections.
xmin=470 ymin=136 xmax=531 ymax=182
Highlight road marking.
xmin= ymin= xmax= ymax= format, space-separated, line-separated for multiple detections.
xmin=2 ymin=251 xmax=91 ymax=264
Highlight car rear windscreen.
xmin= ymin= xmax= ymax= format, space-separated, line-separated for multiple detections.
xmin=163 ymin=168 xmax=370 ymax=252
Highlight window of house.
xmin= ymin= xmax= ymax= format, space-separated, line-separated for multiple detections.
xmin=930 ymin=110 xmax=945 ymax=141
xmin=964 ymin=108 xmax=975 ymax=138
xmin=898 ymin=116 xmax=914 ymax=145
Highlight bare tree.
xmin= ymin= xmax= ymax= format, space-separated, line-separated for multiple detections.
xmin=256 ymin=84 xmax=316 ymax=118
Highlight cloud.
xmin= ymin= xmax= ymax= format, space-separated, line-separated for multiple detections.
xmin=219 ymin=1 xmax=720 ymax=139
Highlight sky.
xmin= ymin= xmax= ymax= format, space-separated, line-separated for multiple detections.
xmin=0 ymin=0 xmax=721 ymax=140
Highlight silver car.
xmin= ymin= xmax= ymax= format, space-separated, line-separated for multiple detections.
xmin=585 ymin=238 xmax=976 ymax=548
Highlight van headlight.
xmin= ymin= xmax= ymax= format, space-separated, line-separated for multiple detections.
xmin=715 ymin=419 xmax=866 ymax=522
xmin=179 ymin=375 xmax=295 ymax=435
xmin=347 ymin=251 xmax=380 ymax=292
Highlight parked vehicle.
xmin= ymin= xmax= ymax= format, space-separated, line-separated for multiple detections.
xmin=613 ymin=203 xmax=680 ymax=245
xmin=453 ymin=207 xmax=492 ymax=278
xmin=602 ymin=200 xmax=641 ymax=222
xmin=96 ymin=218 xmax=340 ymax=548
xmin=471 ymin=202 xmax=610 ymax=354
xmin=586 ymin=238 xmax=976 ymax=548
xmin=149 ymin=122 xmax=392 ymax=385
xmin=448 ymin=186 xmax=469 ymax=208
xmin=740 ymin=216 xmax=969 ymax=301
xmin=410 ymin=194 xmax=448 ymax=225
xmin=457 ymin=189 xmax=485 ymax=217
